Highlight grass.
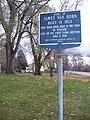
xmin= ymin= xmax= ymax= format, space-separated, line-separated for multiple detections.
xmin=0 ymin=74 xmax=90 ymax=120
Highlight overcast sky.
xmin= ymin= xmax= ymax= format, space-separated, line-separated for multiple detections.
xmin=49 ymin=0 xmax=90 ymax=55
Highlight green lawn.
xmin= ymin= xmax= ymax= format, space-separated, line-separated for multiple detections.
xmin=0 ymin=74 xmax=90 ymax=120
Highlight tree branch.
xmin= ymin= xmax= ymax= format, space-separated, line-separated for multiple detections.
xmin=12 ymin=11 xmax=21 ymax=45
xmin=75 ymin=0 xmax=83 ymax=10
xmin=42 ymin=50 xmax=52 ymax=63
xmin=0 ymin=1 xmax=8 ymax=33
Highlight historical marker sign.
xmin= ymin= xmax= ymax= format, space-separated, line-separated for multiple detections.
xmin=40 ymin=11 xmax=81 ymax=50
xmin=40 ymin=11 xmax=81 ymax=120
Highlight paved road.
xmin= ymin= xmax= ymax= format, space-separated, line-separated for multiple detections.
xmin=70 ymin=71 xmax=90 ymax=76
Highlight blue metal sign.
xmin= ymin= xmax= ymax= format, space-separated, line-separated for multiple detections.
xmin=40 ymin=11 xmax=81 ymax=50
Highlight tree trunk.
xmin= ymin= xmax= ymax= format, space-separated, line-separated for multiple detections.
xmin=50 ymin=67 xmax=53 ymax=77
xmin=34 ymin=62 xmax=42 ymax=75
xmin=6 ymin=42 xmax=13 ymax=74
xmin=49 ymin=61 xmax=53 ymax=77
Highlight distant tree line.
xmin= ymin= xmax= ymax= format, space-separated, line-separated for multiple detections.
xmin=63 ymin=54 xmax=90 ymax=72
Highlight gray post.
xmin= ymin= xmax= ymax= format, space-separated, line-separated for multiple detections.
xmin=57 ymin=51 xmax=63 ymax=120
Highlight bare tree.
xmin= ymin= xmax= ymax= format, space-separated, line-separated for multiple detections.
xmin=59 ymin=0 xmax=85 ymax=11
xmin=0 ymin=0 xmax=50 ymax=74
xmin=25 ymin=4 xmax=54 ymax=75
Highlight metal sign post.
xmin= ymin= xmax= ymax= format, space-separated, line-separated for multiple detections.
xmin=39 ymin=10 xmax=81 ymax=120
xmin=57 ymin=51 xmax=63 ymax=120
